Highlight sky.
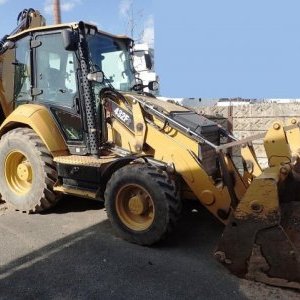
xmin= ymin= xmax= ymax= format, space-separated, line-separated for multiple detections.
xmin=0 ymin=0 xmax=153 ymax=42
xmin=156 ymin=0 xmax=300 ymax=98
xmin=1 ymin=0 xmax=300 ymax=98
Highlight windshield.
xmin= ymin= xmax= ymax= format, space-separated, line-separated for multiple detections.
xmin=87 ymin=33 xmax=136 ymax=91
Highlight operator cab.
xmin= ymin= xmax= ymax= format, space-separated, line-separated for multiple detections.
xmin=5 ymin=22 xmax=138 ymax=155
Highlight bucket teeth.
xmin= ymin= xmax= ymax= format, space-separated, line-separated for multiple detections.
xmin=215 ymin=201 xmax=300 ymax=289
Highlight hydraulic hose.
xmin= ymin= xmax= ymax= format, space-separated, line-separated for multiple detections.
xmin=0 ymin=8 xmax=36 ymax=55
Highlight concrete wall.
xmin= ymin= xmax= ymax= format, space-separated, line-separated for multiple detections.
xmin=196 ymin=103 xmax=300 ymax=168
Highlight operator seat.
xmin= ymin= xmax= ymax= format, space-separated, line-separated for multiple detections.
xmin=44 ymin=67 xmax=73 ymax=107
xmin=46 ymin=67 xmax=64 ymax=91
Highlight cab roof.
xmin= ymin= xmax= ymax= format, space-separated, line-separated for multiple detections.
xmin=8 ymin=21 xmax=131 ymax=41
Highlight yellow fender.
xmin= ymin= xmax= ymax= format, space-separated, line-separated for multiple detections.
xmin=0 ymin=104 xmax=68 ymax=156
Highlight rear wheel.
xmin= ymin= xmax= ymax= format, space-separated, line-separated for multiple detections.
xmin=105 ymin=164 xmax=182 ymax=245
xmin=0 ymin=128 xmax=59 ymax=212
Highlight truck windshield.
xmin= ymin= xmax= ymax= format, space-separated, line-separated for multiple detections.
xmin=87 ymin=33 xmax=136 ymax=91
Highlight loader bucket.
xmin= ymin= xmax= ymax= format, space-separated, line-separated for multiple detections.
xmin=215 ymin=172 xmax=300 ymax=289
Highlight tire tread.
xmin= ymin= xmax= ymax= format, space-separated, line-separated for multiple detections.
xmin=0 ymin=128 xmax=59 ymax=213
xmin=105 ymin=163 xmax=182 ymax=245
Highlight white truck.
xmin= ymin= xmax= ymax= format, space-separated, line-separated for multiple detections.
xmin=133 ymin=43 xmax=159 ymax=95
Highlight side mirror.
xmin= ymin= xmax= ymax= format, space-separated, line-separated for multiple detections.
xmin=148 ymin=81 xmax=159 ymax=91
xmin=144 ymin=53 xmax=152 ymax=70
xmin=87 ymin=71 xmax=104 ymax=83
xmin=132 ymin=83 xmax=144 ymax=92
xmin=62 ymin=29 xmax=78 ymax=51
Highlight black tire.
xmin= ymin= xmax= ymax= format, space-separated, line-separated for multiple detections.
xmin=0 ymin=128 xmax=59 ymax=212
xmin=105 ymin=164 xmax=182 ymax=245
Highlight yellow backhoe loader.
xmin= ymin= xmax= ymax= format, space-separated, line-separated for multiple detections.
xmin=0 ymin=9 xmax=299 ymax=289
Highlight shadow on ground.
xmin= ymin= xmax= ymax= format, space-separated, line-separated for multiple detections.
xmin=0 ymin=199 xmax=246 ymax=300
xmin=42 ymin=196 xmax=105 ymax=214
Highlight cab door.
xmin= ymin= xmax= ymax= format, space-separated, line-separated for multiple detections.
xmin=33 ymin=32 xmax=88 ymax=155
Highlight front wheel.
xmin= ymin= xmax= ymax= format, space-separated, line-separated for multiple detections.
xmin=105 ymin=164 xmax=182 ymax=245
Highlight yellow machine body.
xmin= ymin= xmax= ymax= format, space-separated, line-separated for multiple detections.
xmin=0 ymin=8 xmax=299 ymax=291
xmin=103 ymin=93 xmax=300 ymax=289
xmin=0 ymin=104 xmax=67 ymax=155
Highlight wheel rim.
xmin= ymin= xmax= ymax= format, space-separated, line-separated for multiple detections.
xmin=5 ymin=150 xmax=33 ymax=195
xmin=115 ymin=184 xmax=155 ymax=231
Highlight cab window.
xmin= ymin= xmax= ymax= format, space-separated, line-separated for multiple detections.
xmin=35 ymin=33 xmax=78 ymax=108
xmin=14 ymin=36 xmax=31 ymax=103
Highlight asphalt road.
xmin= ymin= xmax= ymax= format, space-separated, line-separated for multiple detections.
xmin=0 ymin=198 xmax=298 ymax=300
